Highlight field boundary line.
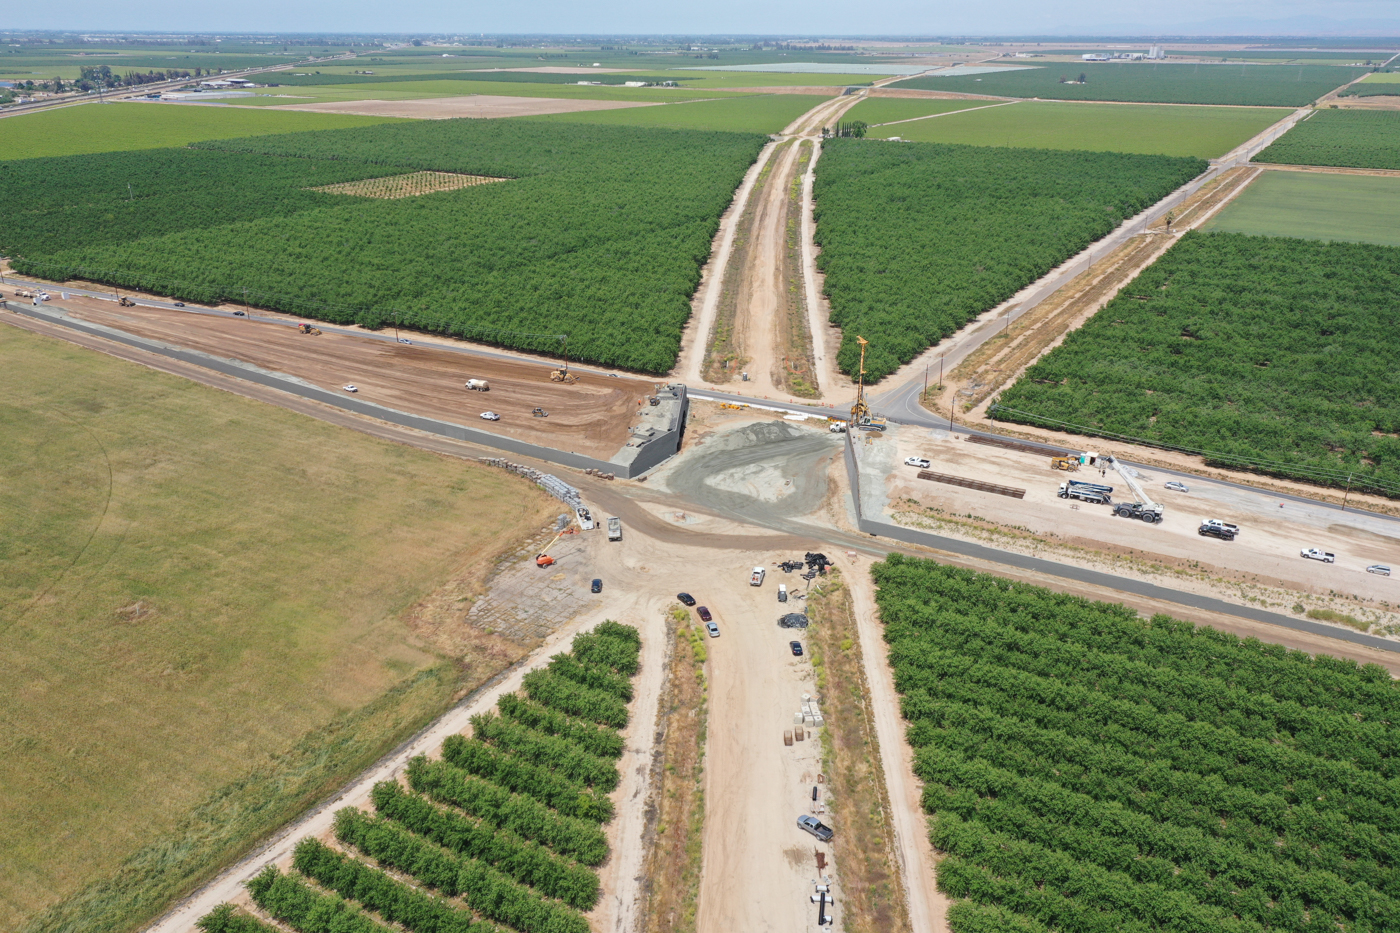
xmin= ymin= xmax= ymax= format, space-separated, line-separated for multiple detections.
xmin=870 ymin=99 xmax=1020 ymax=127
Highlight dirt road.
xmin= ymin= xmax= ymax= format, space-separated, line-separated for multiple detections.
xmin=693 ymin=556 xmax=838 ymax=933
xmin=678 ymin=92 xmax=866 ymax=399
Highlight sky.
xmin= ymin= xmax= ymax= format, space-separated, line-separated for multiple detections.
xmin=5 ymin=0 xmax=1400 ymax=36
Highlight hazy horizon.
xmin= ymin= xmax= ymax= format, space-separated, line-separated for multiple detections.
xmin=4 ymin=0 xmax=1400 ymax=40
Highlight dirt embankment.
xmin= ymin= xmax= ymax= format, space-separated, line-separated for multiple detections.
xmin=806 ymin=571 xmax=913 ymax=933
xmin=637 ymin=609 xmax=709 ymax=933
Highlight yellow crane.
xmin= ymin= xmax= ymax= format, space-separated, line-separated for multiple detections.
xmin=849 ymin=336 xmax=886 ymax=430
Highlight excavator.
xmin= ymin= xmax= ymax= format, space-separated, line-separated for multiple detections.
xmin=848 ymin=336 xmax=887 ymax=430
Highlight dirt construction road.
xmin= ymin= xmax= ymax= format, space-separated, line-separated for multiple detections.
xmin=46 ymin=295 xmax=657 ymax=460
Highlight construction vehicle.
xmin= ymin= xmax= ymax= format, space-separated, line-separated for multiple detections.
xmin=1108 ymin=457 xmax=1164 ymax=524
xmin=465 ymin=379 xmax=489 ymax=391
xmin=575 ymin=507 xmax=595 ymax=531
xmin=829 ymin=421 xmax=847 ymax=433
xmin=532 ymin=408 xmax=549 ymax=418
xmin=297 ymin=323 xmax=322 ymax=335
xmin=1050 ymin=456 xmax=1079 ymax=472
xmin=607 ymin=517 xmax=622 ymax=542
xmin=118 ymin=297 xmax=136 ymax=307
xmin=848 ymin=336 xmax=888 ymax=430
xmin=550 ymin=336 xmax=579 ymax=384
xmin=1058 ymin=480 xmax=1113 ymax=505
xmin=535 ymin=553 xmax=555 ymax=567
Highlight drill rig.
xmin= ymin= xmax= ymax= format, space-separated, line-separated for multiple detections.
xmin=849 ymin=336 xmax=887 ymax=430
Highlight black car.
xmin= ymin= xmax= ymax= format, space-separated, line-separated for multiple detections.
xmin=790 ymin=641 xmax=803 ymax=656
xmin=173 ymin=301 xmax=185 ymax=307
xmin=697 ymin=606 xmax=712 ymax=622
xmin=677 ymin=592 xmax=696 ymax=606
xmin=591 ymin=578 xmax=602 ymax=593
xmin=233 ymin=310 xmax=246 ymax=317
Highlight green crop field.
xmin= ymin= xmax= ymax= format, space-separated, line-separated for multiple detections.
xmin=996 ymin=231 xmax=1400 ymax=494
xmin=0 ymin=44 xmax=310 ymax=81
xmin=1202 ymin=170 xmax=1400 ymax=247
xmin=813 ymin=140 xmax=1205 ymax=381
xmin=0 ymin=323 xmax=554 ymax=933
xmin=231 ymin=80 xmax=736 ymax=107
xmin=841 ymin=97 xmax=997 ymax=126
xmin=891 ymin=63 xmax=1367 ymax=106
xmin=875 ymin=554 xmax=1400 ymax=933
xmin=197 ymin=622 xmax=642 ymax=933
xmin=0 ymin=120 xmax=766 ymax=372
xmin=525 ymin=93 xmax=830 ymax=133
xmin=0 ymin=102 xmax=399 ymax=161
xmin=869 ymin=100 xmax=1284 ymax=157
xmin=1255 ymin=109 xmax=1400 ymax=169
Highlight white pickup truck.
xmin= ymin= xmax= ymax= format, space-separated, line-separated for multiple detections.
xmin=1301 ymin=547 xmax=1336 ymax=563
xmin=750 ymin=566 xmax=766 ymax=586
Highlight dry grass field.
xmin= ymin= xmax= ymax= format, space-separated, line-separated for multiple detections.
xmin=0 ymin=323 xmax=555 ymax=933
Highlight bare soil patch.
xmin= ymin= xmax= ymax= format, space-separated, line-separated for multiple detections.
xmin=775 ymin=141 xmax=820 ymax=399
xmin=269 ymin=95 xmax=661 ymax=120
xmin=309 ymin=170 xmax=509 ymax=199
xmin=45 ymin=295 xmax=657 ymax=460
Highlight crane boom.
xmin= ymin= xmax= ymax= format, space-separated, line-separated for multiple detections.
xmin=1107 ymin=456 xmax=1164 ymax=524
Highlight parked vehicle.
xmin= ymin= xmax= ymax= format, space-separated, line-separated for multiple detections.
xmin=829 ymin=421 xmax=847 ymax=433
xmin=677 ymin=592 xmax=696 ymax=606
xmin=1301 ymin=548 xmax=1336 ymax=563
xmin=697 ymin=606 xmax=712 ymax=622
xmin=480 ymin=411 xmax=500 ymax=421
xmin=465 ymin=379 xmax=489 ymax=391
xmin=1199 ymin=519 xmax=1239 ymax=540
xmin=790 ymin=641 xmax=803 ymax=656
xmin=607 ymin=517 xmax=622 ymax=542
xmin=1164 ymin=481 xmax=1190 ymax=493
xmin=342 ymin=384 xmax=358 ymax=393
xmin=750 ymin=566 xmax=765 ymax=586
xmin=1367 ymin=565 xmax=1392 ymax=576
xmin=904 ymin=456 xmax=932 ymax=469
xmin=778 ymin=583 xmax=788 ymax=603
xmin=591 ymin=578 xmax=602 ymax=594
xmin=705 ymin=621 xmax=720 ymax=638
xmin=797 ymin=815 xmax=833 ymax=842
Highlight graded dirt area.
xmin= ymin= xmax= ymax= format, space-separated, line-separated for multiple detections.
xmin=270 ymin=94 xmax=661 ymax=119
xmin=874 ymin=424 xmax=1400 ymax=617
xmin=45 ymin=295 xmax=657 ymax=460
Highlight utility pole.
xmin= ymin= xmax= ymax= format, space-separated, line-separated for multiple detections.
xmin=1342 ymin=473 xmax=1353 ymax=511
xmin=242 ymin=287 xmax=250 ymax=319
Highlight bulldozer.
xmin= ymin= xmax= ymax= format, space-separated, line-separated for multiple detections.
xmin=1051 ymin=456 xmax=1080 ymax=472
xmin=118 ymin=297 xmax=136 ymax=307
xmin=297 ymin=323 xmax=322 ymax=335
xmin=549 ymin=335 xmax=579 ymax=383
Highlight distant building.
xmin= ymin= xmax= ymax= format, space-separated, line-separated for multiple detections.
xmin=1082 ymin=54 xmax=1111 ymax=62
xmin=1147 ymin=45 xmax=1166 ymax=59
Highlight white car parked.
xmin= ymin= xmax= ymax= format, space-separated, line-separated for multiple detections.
xmin=904 ymin=457 xmax=931 ymax=469
xmin=1164 ymin=481 xmax=1190 ymax=493
xmin=342 ymin=384 xmax=358 ymax=393
xmin=480 ymin=411 xmax=501 ymax=421
xmin=1301 ymin=548 xmax=1336 ymax=563
xmin=1367 ymin=565 xmax=1391 ymax=576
